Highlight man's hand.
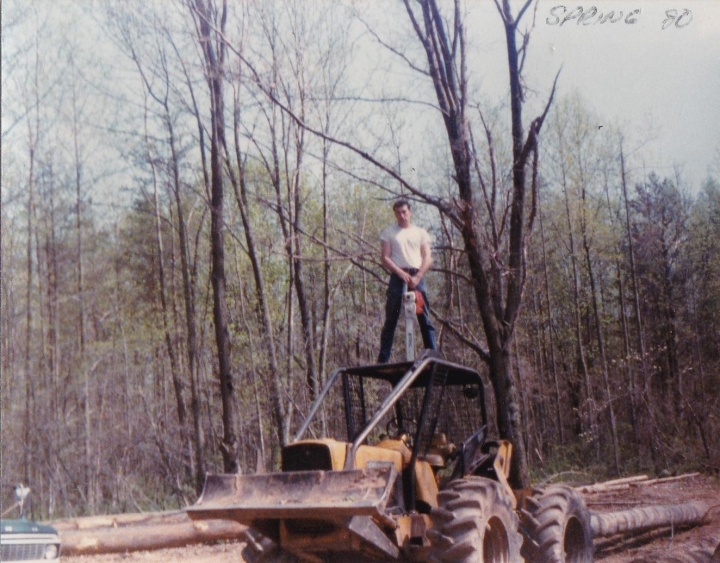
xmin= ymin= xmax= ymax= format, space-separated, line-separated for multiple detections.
xmin=409 ymin=243 xmax=432 ymax=289
xmin=399 ymin=270 xmax=413 ymax=286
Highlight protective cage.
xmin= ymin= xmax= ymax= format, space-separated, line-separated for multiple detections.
xmin=295 ymin=355 xmax=490 ymax=462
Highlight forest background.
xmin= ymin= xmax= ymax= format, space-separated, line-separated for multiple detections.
xmin=2 ymin=0 xmax=719 ymax=520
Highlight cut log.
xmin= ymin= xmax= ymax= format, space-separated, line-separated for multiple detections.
xmin=629 ymin=472 xmax=701 ymax=487
xmin=52 ymin=510 xmax=188 ymax=531
xmin=576 ymin=475 xmax=650 ymax=494
xmin=591 ymin=500 xmax=709 ymax=538
xmin=578 ymin=472 xmax=701 ymax=494
xmin=59 ymin=519 xmax=247 ymax=556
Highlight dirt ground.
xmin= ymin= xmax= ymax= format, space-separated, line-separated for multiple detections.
xmin=60 ymin=474 xmax=720 ymax=563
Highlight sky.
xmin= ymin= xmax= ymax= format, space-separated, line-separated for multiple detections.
xmin=338 ymin=0 xmax=720 ymax=195
xmin=2 ymin=0 xmax=719 ymax=201
xmin=467 ymin=0 xmax=720 ymax=189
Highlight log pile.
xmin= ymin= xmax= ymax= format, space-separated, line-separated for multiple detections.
xmin=52 ymin=473 xmax=715 ymax=557
xmin=578 ymin=473 xmax=711 ymax=540
xmin=582 ymin=472 xmax=718 ymax=561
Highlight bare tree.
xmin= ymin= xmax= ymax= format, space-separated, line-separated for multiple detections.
xmin=394 ymin=0 xmax=557 ymax=488
xmin=189 ymin=0 xmax=239 ymax=473
xmin=225 ymin=75 xmax=289 ymax=448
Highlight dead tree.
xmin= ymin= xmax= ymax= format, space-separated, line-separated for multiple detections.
xmin=399 ymin=0 xmax=558 ymax=488
xmin=189 ymin=0 xmax=239 ymax=473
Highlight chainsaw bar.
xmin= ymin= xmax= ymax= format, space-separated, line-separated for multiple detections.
xmin=403 ymin=286 xmax=416 ymax=361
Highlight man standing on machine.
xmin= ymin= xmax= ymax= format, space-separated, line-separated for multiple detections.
xmin=377 ymin=199 xmax=437 ymax=363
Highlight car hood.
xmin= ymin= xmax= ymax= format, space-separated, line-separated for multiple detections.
xmin=1 ymin=519 xmax=58 ymax=535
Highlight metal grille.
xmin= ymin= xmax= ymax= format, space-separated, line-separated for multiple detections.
xmin=1 ymin=541 xmax=47 ymax=561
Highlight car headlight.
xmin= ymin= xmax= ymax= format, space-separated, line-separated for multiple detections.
xmin=44 ymin=543 xmax=59 ymax=559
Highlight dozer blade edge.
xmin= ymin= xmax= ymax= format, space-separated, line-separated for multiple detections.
xmin=186 ymin=466 xmax=399 ymax=525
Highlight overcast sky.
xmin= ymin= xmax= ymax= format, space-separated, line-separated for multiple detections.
xmin=342 ymin=0 xmax=720 ymax=192
xmin=470 ymin=0 xmax=720 ymax=189
xmin=3 ymin=0 xmax=719 ymax=198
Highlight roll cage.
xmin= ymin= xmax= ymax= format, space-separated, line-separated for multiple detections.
xmin=294 ymin=351 xmax=489 ymax=474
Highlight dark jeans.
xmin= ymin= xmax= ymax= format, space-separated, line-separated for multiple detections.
xmin=378 ymin=270 xmax=437 ymax=363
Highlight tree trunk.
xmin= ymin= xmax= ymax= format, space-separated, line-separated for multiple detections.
xmin=168 ymin=118 xmax=206 ymax=490
xmin=539 ymin=202 xmax=564 ymax=444
xmin=24 ymin=143 xmax=36 ymax=488
xmin=603 ymin=170 xmax=640 ymax=449
xmin=620 ymin=148 xmax=649 ymax=393
xmin=398 ymin=0 xmax=557 ymax=488
xmin=70 ymin=69 xmax=92 ymax=507
xmin=582 ymin=224 xmax=621 ymax=473
xmin=193 ymin=0 xmax=238 ymax=474
xmin=591 ymin=501 xmax=708 ymax=538
xmin=226 ymin=86 xmax=288 ymax=447
xmin=620 ymin=149 xmax=667 ymax=470
xmin=561 ymin=168 xmax=595 ymax=445
xmin=176 ymin=47 xmax=213 ymax=489
xmin=136 ymin=82 xmax=194 ymax=484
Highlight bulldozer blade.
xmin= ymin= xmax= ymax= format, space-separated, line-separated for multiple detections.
xmin=186 ymin=466 xmax=399 ymax=526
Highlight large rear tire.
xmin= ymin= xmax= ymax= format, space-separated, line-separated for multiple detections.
xmin=429 ymin=477 xmax=523 ymax=563
xmin=520 ymin=485 xmax=593 ymax=563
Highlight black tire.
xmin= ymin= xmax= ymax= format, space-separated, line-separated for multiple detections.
xmin=520 ymin=485 xmax=593 ymax=563
xmin=428 ymin=477 xmax=523 ymax=563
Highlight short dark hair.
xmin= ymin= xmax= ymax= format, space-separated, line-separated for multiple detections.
xmin=392 ymin=198 xmax=411 ymax=211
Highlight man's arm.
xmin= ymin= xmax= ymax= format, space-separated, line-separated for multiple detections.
xmin=381 ymin=240 xmax=412 ymax=284
xmin=409 ymin=243 xmax=432 ymax=289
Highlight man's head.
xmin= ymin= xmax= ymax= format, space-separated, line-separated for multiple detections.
xmin=393 ymin=199 xmax=412 ymax=228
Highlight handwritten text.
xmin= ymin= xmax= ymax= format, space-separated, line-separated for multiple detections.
xmin=546 ymin=6 xmax=693 ymax=29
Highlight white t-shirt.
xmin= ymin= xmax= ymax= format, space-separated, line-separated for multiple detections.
xmin=380 ymin=224 xmax=432 ymax=269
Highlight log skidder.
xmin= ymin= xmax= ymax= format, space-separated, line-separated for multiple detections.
xmin=520 ymin=485 xmax=594 ymax=563
xmin=187 ymin=352 xmax=595 ymax=563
